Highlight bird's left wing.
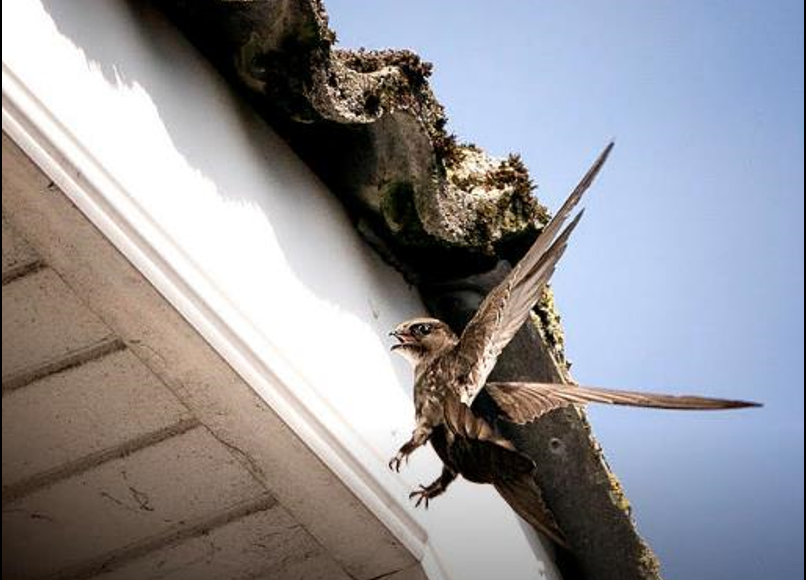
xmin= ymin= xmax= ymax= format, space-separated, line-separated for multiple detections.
xmin=486 ymin=381 xmax=761 ymax=425
xmin=453 ymin=143 xmax=614 ymax=406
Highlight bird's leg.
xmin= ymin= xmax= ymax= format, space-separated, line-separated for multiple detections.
xmin=389 ymin=422 xmax=432 ymax=472
xmin=409 ymin=466 xmax=457 ymax=509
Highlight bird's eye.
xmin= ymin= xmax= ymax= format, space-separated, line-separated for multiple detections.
xmin=412 ymin=323 xmax=432 ymax=336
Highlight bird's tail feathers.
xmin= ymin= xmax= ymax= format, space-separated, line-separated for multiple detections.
xmin=494 ymin=474 xmax=569 ymax=549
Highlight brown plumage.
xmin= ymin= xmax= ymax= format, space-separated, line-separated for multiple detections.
xmin=388 ymin=142 xmax=761 ymax=547
xmin=424 ymin=423 xmax=570 ymax=548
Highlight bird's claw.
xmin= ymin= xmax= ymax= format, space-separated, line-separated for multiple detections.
xmin=409 ymin=484 xmax=440 ymax=509
xmin=388 ymin=452 xmax=408 ymax=473
xmin=409 ymin=486 xmax=430 ymax=509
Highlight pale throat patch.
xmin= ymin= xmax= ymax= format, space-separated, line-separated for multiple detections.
xmin=393 ymin=345 xmax=423 ymax=366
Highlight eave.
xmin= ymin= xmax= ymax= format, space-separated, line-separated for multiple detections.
xmin=154 ymin=1 xmax=662 ymax=579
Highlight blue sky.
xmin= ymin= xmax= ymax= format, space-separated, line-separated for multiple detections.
xmin=325 ymin=2 xmax=804 ymax=579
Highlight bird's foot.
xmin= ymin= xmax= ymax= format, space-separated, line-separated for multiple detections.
xmin=408 ymin=482 xmax=443 ymax=509
xmin=388 ymin=451 xmax=409 ymax=473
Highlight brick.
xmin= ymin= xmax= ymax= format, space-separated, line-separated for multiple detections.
xmin=382 ymin=566 xmax=430 ymax=580
xmin=2 ymin=349 xmax=191 ymax=487
xmin=2 ymin=268 xmax=112 ymax=381
xmin=92 ymin=504 xmax=351 ymax=580
xmin=2 ymin=215 xmax=39 ymax=276
xmin=2 ymin=427 xmax=265 ymax=580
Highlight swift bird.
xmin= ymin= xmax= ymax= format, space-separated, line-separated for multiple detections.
xmin=388 ymin=142 xmax=760 ymax=546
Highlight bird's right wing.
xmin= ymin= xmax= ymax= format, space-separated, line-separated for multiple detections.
xmin=453 ymin=143 xmax=614 ymax=407
xmin=486 ymin=381 xmax=762 ymax=425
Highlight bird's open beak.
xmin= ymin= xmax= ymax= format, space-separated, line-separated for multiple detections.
xmin=389 ymin=330 xmax=414 ymax=351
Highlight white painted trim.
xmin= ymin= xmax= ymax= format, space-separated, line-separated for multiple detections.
xmin=2 ymin=62 xmax=450 ymax=580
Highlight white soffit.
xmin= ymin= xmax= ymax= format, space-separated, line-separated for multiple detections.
xmin=1 ymin=5 xmax=429 ymax=568
xmin=2 ymin=2 xmax=557 ymax=579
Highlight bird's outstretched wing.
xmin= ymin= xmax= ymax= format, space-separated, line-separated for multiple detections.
xmin=454 ymin=143 xmax=614 ymax=406
xmin=486 ymin=381 xmax=762 ymax=425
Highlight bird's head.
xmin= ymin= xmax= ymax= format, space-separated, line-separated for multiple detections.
xmin=389 ymin=317 xmax=457 ymax=366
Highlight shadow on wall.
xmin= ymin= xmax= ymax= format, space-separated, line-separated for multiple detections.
xmin=39 ymin=0 xmax=422 ymax=392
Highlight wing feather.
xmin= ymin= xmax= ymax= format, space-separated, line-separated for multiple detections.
xmin=455 ymin=143 xmax=614 ymax=405
xmin=486 ymin=381 xmax=762 ymax=425
xmin=494 ymin=475 xmax=568 ymax=548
